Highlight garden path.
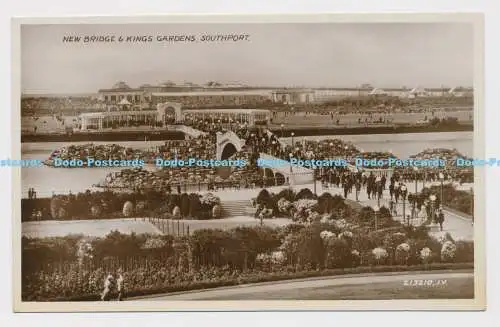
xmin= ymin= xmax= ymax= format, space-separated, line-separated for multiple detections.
xmin=211 ymin=181 xmax=474 ymax=241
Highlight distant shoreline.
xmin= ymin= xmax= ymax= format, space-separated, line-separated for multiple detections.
xmin=268 ymin=123 xmax=473 ymax=137
xmin=21 ymin=123 xmax=473 ymax=143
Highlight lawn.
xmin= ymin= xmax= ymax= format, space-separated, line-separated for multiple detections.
xmin=22 ymin=216 xmax=293 ymax=238
xmin=22 ymin=218 xmax=162 ymax=238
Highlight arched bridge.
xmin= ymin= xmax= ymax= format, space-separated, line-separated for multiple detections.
xmin=216 ymin=131 xmax=246 ymax=160
xmin=258 ymin=152 xmax=314 ymax=185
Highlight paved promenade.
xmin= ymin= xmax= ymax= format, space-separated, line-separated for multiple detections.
xmin=212 ymin=181 xmax=474 ymax=241
xmin=132 ymin=270 xmax=474 ymax=301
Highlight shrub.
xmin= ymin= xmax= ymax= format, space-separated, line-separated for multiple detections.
xmin=172 ymin=206 xmax=181 ymax=219
xmin=212 ymin=204 xmax=222 ymax=219
xmin=90 ymin=205 xmax=102 ymax=218
xmin=420 ymin=247 xmax=432 ymax=264
xmin=276 ymin=188 xmax=295 ymax=202
xmin=351 ymin=250 xmax=361 ymax=267
xmin=277 ymin=198 xmax=293 ymax=215
xmin=358 ymin=206 xmax=375 ymax=224
xmin=188 ymin=194 xmax=202 ymax=219
xmin=352 ymin=231 xmax=384 ymax=253
xmin=455 ymin=241 xmax=474 ymax=263
xmin=50 ymin=197 xmax=64 ymax=219
xmin=372 ymin=247 xmax=389 ymax=265
xmin=441 ymin=241 xmax=457 ymax=262
xmin=180 ymin=193 xmax=190 ymax=217
xmin=58 ymin=207 xmax=68 ymax=220
xmin=395 ymin=243 xmax=411 ymax=265
xmin=122 ymin=201 xmax=134 ymax=217
xmin=277 ymin=223 xmax=306 ymax=241
xmin=295 ymin=188 xmax=316 ymax=200
xmin=256 ymin=189 xmax=272 ymax=207
xmin=135 ymin=201 xmax=147 ymax=215
xmin=292 ymin=227 xmax=325 ymax=268
xmin=320 ymin=230 xmax=336 ymax=243
xmin=325 ymin=238 xmax=352 ymax=269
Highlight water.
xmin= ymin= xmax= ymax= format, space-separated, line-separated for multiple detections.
xmin=282 ymin=132 xmax=473 ymax=158
xmin=21 ymin=132 xmax=473 ymax=198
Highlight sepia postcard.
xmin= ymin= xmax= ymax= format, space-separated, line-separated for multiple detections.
xmin=12 ymin=13 xmax=486 ymax=312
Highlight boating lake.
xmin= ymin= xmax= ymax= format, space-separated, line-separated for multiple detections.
xmin=21 ymin=131 xmax=473 ymax=198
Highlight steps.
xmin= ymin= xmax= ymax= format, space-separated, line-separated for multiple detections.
xmin=221 ymin=199 xmax=252 ymax=217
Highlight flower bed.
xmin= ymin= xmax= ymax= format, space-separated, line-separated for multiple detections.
xmin=22 ymin=220 xmax=474 ymax=301
xmin=29 ymin=262 xmax=473 ymax=302
xmin=21 ymin=190 xmax=221 ymax=221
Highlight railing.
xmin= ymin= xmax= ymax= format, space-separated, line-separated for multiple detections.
xmin=144 ymin=216 xmax=190 ymax=237
xmin=168 ymin=125 xmax=207 ymax=138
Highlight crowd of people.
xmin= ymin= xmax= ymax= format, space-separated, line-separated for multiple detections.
xmin=45 ymin=144 xmax=159 ymax=165
xmin=22 ymin=97 xmax=106 ymax=116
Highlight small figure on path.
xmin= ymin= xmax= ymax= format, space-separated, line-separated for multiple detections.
xmin=101 ymin=273 xmax=116 ymax=301
xmin=116 ymin=269 xmax=125 ymax=301
xmin=437 ymin=209 xmax=445 ymax=231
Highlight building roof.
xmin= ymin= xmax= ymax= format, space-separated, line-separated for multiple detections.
xmin=184 ymin=108 xmax=271 ymax=114
xmin=98 ymin=88 xmax=144 ymax=93
xmin=112 ymin=81 xmax=131 ymax=89
xmin=151 ymin=90 xmax=272 ymax=97
xmin=272 ymin=89 xmax=314 ymax=94
xmin=79 ymin=110 xmax=158 ymax=118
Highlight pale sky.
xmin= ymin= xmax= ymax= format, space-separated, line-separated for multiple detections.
xmin=21 ymin=23 xmax=474 ymax=94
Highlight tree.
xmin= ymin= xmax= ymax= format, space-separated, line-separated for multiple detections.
xmin=180 ymin=193 xmax=190 ymax=217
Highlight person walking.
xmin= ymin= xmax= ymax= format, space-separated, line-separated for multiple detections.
xmin=355 ymin=180 xmax=361 ymax=202
xmin=437 ymin=209 xmax=445 ymax=231
xmin=389 ymin=199 xmax=395 ymax=216
xmin=101 ymin=273 xmax=116 ymax=301
xmin=377 ymin=182 xmax=383 ymax=201
xmin=116 ymin=269 xmax=125 ymax=301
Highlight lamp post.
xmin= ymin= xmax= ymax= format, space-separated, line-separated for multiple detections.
xmin=401 ymin=185 xmax=407 ymax=225
xmin=291 ymin=132 xmax=295 ymax=148
xmin=281 ymin=124 xmax=284 ymax=138
xmin=289 ymin=153 xmax=293 ymax=186
xmin=375 ymin=176 xmax=381 ymax=207
xmin=413 ymin=166 xmax=418 ymax=193
xmin=429 ymin=194 xmax=437 ymax=224
xmin=439 ymin=172 xmax=445 ymax=207
xmin=412 ymin=167 xmax=418 ymax=219
xmin=312 ymin=154 xmax=317 ymax=196
xmin=373 ymin=205 xmax=380 ymax=231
